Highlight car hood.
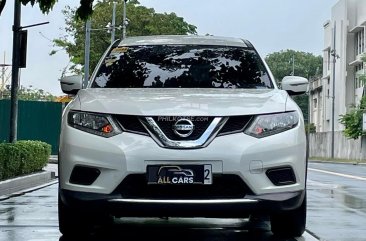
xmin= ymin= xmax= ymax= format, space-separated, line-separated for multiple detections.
xmin=76 ymin=88 xmax=289 ymax=116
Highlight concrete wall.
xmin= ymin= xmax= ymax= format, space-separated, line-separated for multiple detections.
xmin=309 ymin=131 xmax=366 ymax=160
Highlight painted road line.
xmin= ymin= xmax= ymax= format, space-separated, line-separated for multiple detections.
xmin=309 ymin=168 xmax=366 ymax=181
xmin=296 ymin=232 xmax=319 ymax=241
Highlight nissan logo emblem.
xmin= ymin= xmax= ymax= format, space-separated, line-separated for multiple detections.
xmin=173 ymin=119 xmax=195 ymax=137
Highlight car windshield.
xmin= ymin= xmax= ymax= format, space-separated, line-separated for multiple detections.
xmin=91 ymin=45 xmax=273 ymax=89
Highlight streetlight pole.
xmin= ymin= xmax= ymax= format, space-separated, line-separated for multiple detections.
xmin=111 ymin=1 xmax=116 ymax=43
xmin=84 ymin=19 xmax=91 ymax=89
xmin=9 ymin=0 xmax=21 ymax=143
xmin=331 ymin=23 xmax=337 ymax=159
xmin=122 ymin=0 xmax=127 ymax=39
xmin=1 ymin=54 xmax=11 ymax=99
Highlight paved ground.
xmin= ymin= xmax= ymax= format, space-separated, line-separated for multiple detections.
xmin=2 ymin=161 xmax=366 ymax=241
xmin=0 ymin=182 xmax=316 ymax=241
xmin=306 ymin=162 xmax=366 ymax=241
xmin=45 ymin=163 xmax=58 ymax=177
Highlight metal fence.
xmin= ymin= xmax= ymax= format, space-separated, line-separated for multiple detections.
xmin=0 ymin=100 xmax=62 ymax=154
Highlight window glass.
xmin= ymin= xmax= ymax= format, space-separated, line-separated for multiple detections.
xmin=91 ymin=45 xmax=273 ymax=89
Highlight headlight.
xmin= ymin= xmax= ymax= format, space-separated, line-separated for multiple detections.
xmin=67 ymin=111 xmax=122 ymax=137
xmin=244 ymin=112 xmax=299 ymax=138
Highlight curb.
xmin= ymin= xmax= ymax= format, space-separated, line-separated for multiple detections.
xmin=48 ymin=158 xmax=58 ymax=164
xmin=49 ymin=155 xmax=58 ymax=164
xmin=0 ymin=171 xmax=56 ymax=200
xmin=309 ymin=160 xmax=366 ymax=166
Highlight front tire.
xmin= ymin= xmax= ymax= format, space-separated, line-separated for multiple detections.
xmin=270 ymin=193 xmax=306 ymax=238
xmin=58 ymin=194 xmax=112 ymax=236
xmin=58 ymin=194 xmax=94 ymax=236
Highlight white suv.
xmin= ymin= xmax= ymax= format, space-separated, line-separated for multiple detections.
xmin=58 ymin=35 xmax=308 ymax=237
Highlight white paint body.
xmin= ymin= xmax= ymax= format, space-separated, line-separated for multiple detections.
xmin=60 ymin=88 xmax=307 ymax=195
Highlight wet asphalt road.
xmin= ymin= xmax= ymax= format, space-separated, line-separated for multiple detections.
xmin=306 ymin=162 xmax=366 ymax=241
xmin=1 ymin=162 xmax=365 ymax=241
xmin=0 ymin=182 xmax=313 ymax=241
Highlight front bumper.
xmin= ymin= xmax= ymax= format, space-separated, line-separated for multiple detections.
xmin=60 ymin=188 xmax=305 ymax=218
xmin=59 ymin=123 xmax=307 ymax=196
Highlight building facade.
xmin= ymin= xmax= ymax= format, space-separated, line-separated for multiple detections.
xmin=310 ymin=0 xmax=366 ymax=133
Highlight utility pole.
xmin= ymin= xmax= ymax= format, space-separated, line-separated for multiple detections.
xmin=0 ymin=53 xmax=11 ymax=99
xmin=111 ymin=1 xmax=117 ymax=43
xmin=84 ymin=19 xmax=91 ymax=89
xmin=331 ymin=23 xmax=337 ymax=159
xmin=9 ymin=0 xmax=21 ymax=143
xmin=292 ymin=54 xmax=295 ymax=76
xmin=122 ymin=0 xmax=127 ymax=39
xmin=84 ymin=2 xmax=119 ymax=88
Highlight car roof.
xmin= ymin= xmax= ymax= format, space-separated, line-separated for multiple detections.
xmin=118 ymin=35 xmax=250 ymax=48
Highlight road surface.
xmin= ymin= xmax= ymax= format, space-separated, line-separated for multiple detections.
xmin=4 ymin=162 xmax=365 ymax=241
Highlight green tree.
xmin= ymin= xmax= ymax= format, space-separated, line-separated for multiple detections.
xmin=265 ymin=50 xmax=323 ymax=123
xmin=339 ymin=54 xmax=366 ymax=139
xmin=53 ymin=0 xmax=197 ymax=74
xmin=265 ymin=50 xmax=322 ymax=83
xmin=340 ymin=96 xmax=366 ymax=139
xmin=1 ymin=86 xmax=56 ymax=101
xmin=20 ymin=0 xmax=93 ymax=20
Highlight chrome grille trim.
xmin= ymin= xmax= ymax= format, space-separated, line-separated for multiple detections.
xmin=140 ymin=117 xmax=228 ymax=149
xmin=108 ymin=198 xmax=258 ymax=204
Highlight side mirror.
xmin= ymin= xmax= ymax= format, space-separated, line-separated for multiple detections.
xmin=60 ymin=75 xmax=83 ymax=95
xmin=281 ymin=76 xmax=309 ymax=95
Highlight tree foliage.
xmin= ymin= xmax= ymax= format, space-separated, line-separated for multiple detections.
xmin=339 ymin=54 xmax=366 ymax=139
xmin=1 ymin=86 xmax=56 ymax=101
xmin=265 ymin=50 xmax=322 ymax=83
xmin=265 ymin=50 xmax=323 ymax=124
xmin=339 ymin=96 xmax=366 ymax=139
xmin=20 ymin=0 xmax=92 ymax=20
xmin=53 ymin=0 xmax=197 ymax=74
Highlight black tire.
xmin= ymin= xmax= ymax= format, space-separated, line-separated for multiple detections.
xmin=58 ymin=194 xmax=94 ymax=236
xmin=58 ymin=194 xmax=114 ymax=236
xmin=270 ymin=193 xmax=306 ymax=238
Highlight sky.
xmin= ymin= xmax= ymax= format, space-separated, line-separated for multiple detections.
xmin=0 ymin=0 xmax=339 ymax=96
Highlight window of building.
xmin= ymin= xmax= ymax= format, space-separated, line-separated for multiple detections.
xmin=319 ymin=96 xmax=322 ymax=109
xmin=355 ymin=63 xmax=364 ymax=89
xmin=314 ymin=98 xmax=318 ymax=109
xmin=356 ymin=29 xmax=365 ymax=56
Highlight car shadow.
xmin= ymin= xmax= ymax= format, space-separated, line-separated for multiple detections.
xmin=59 ymin=217 xmax=302 ymax=241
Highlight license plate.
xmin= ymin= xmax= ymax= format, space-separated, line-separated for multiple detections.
xmin=147 ymin=165 xmax=212 ymax=185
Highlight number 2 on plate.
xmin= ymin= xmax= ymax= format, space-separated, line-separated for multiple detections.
xmin=203 ymin=165 xmax=212 ymax=184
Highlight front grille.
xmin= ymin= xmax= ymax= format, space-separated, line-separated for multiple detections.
xmin=152 ymin=116 xmax=214 ymax=141
xmin=218 ymin=115 xmax=253 ymax=136
xmin=115 ymin=174 xmax=254 ymax=199
xmin=113 ymin=115 xmax=253 ymax=138
xmin=113 ymin=115 xmax=149 ymax=135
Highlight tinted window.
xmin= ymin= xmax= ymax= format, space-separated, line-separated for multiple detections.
xmin=91 ymin=45 xmax=273 ymax=89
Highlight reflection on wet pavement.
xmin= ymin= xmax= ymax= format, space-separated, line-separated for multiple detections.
xmin=0 ymin=183 xmax=315 ymax=241
xmin=307 ymin=163 xmax=366 ymax=241
xmin=57 ymin=217 xmax=312 ymax=241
